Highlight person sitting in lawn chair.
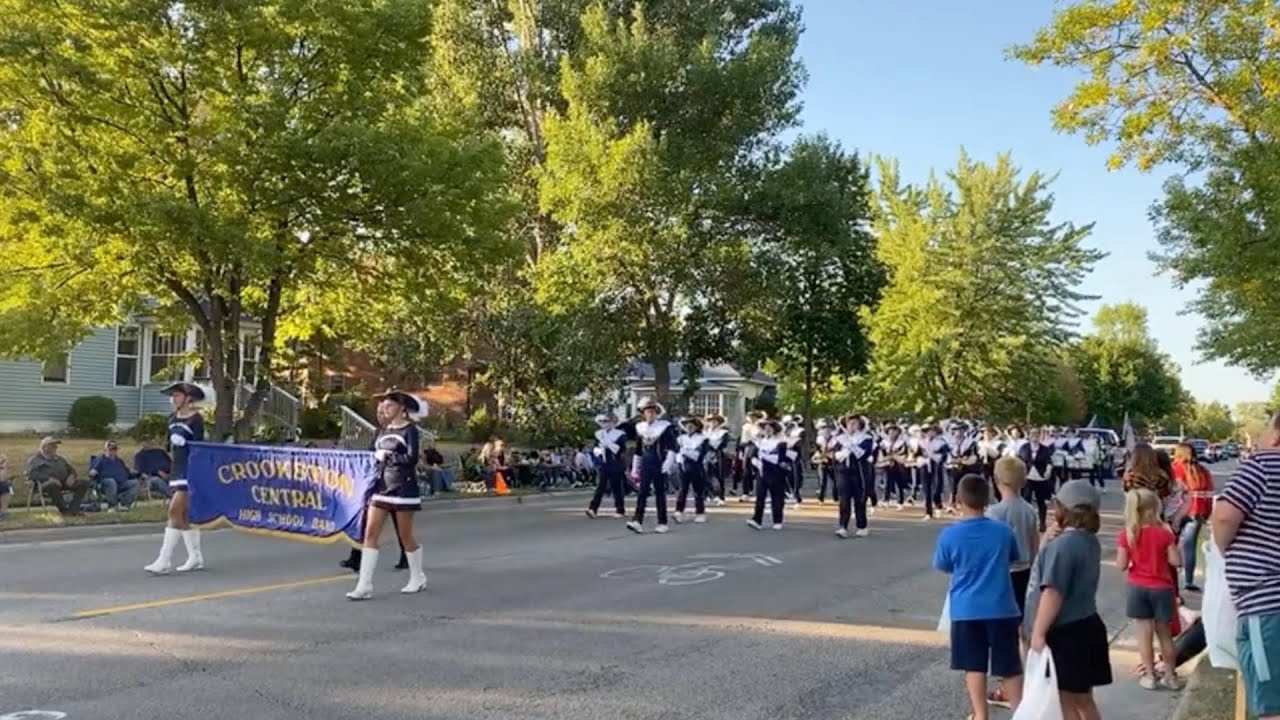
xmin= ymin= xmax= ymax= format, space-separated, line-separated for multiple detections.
xmin=27 ymin=437 xmax=91 ymax=515
xmin=132 ymin=439 xmax=173 ymax=499
xmin=89 ymin=439 xmax=139 ymax=512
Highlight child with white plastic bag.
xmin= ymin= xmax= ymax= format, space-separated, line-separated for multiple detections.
xmin=1023 ymin=481 xmax=1113 ymax=720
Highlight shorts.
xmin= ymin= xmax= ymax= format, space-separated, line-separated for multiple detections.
xmin=1011 ymin=569 xmax=1031 ymax=619
xmin=0 ymin=480 xmax=11 ymax=495
xmin=1239 ymin=611 xmax=1280 ymax=717
xmin=951 ymin=618 xmax=1023 ymax=678
xmin=1126 ymin=585 xmax=1175 ymax=623
xmin=1045 ymin=613 xmax=1113 ymax=694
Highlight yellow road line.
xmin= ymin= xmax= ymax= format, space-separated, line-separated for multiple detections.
xmin=71 ymin=574 xmax=351 ymax=619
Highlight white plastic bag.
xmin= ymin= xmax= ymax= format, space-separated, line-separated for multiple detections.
xmin=1202 ymin=539 xmax=1240 ymax=670
xmin=1012 ymin=649 xmax=1064 ymax=720
xmin=936 ymin=594 xmax=951 ymax=634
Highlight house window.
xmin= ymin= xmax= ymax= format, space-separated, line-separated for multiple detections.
xmin=42 ymin=352 xmax=69 ymax=383
xmin=149 ymin=332 xmax=187 ymax=382
xmin=688 ymin=393 xmax=722 ymax=418
xmin=115 ymin=327 xmax=140 ymax=387
xmin=242 ymin=335 xmax=262 ymax=384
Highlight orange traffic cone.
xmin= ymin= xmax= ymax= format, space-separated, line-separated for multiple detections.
xmin=493 ymin=470 xmax=510 ymax=495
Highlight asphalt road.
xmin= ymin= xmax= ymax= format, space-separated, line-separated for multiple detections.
xmin=2 ymin=466 xmax=1231 ymax=720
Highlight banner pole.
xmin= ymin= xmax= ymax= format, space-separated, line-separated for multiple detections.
xmin=1236 ymin=672 xmax=1247 ymax=720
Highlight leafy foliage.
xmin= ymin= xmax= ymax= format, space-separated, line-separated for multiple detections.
xmin=748 ymin=135 xmax=882 ymax=423
xmin=67 ymin=396 xmax=118 ymax=437
xmin=0 ymin=0 xmax=513 ymax=437
xmin=1070 ymin=303 xmax=1185 ymax=429
xmin=861 ymin=152 xmax=1104 ymax=420
xmin=1152 ymin=143 xmax=1280 ymax=376
xmin=128 ymin=413 xmax=171 ymax=442
xmin=534 ymin=1 xmax=804 ymax=396
xmin=1010 ymin=0 xmax=1280 ymax=171
xmin=1187 ymin=400 xmax=1235 ymax=441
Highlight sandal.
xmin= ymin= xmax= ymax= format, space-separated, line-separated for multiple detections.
xmin=987 ymin=687 xmax=1011 ymax=708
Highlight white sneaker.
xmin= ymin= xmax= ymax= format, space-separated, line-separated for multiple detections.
xmin=626 ymin=520 xmax=644 ymax=534
xmin=738 ymin=495 xmax=750 ymax=503
xmin=790 ymin=500 xmax=800 ymax=508
xmin=854 ymin=528 xmax=869 ymax=538
xmin=771 ymin=523 xmax=783 ymax=531
xmin=693 ymin=514 xmax=707 ymax=524
xmin=835 ymin=528 xmax=849 ymax=539
xmin=584 ymin=509 xmax=597 ymax=518
xmin=713 ymin=497 xmax=726 ymax=507
xmin=613 ymin=512 xmax=627 ymax=519
xmin=921 ymin=515 xmax=932 ymax=522
xmin=673 ymin=511 xmax=684 ymax=524
xmin=746 ymin=519 xmax=762 ymax=530
xmin=655 ymin=524 xmax=669 ymax=534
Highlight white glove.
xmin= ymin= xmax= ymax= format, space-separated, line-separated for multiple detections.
xmin=169 ymin=433 xmax=186 ymax=447
xmin=593 ymin=447 xmax=605 ymax=458
xmin=662 ymin=452 xmax=678 ymax=476
xmin=605 ymin=442 xmax=620 ymax=454
xmin=374 ymin=449 xmax=390 ymax=462
xmin=835 ymin=449 xmax=850 ymax=462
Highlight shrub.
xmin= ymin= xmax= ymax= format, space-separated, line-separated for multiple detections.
xmin=299 ymin=406 xmax=340 ymax=439
xmin=129 ymin=413 xmax=171 ymax=441
xmin=68 ymin=396 xmax=118 ymax=436
xmin=466 ymin=406 xmax=496 ymax=443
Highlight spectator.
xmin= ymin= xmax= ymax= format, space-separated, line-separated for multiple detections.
xmin=1122 ymin=443 xmax=1171 ymax=501
xmin=1171 ymin=442 xmax=1214 ymax=592
xmin=421 ymin=440 xmax=450 ymax=494
xmin=133 ymin=439 xmax=173 ymax=499
xmin=27 ymin=437 xmax=91 ymax=515
xmin=0 ymin=452 xmax=10 ymax=521
xmin=1213 ymin=411 xmax=1280 ymax=720
xmin=88 ymin=439 xmax=139 ymax=512
xmin=985 ymin=457 xmax=1040 ymax=708
xmin=1117 ymin=488 xmax=1183 ymax=691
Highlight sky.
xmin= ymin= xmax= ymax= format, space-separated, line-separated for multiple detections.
xmin=792 ymin=0 xmax=1275 ymax=409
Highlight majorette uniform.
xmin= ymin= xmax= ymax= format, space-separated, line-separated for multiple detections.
xmin=144 ymin=382 xmax=207 ymax=576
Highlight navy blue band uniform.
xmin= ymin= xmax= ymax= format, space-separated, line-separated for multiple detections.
xmin=167 ymin=412 xmax=205 ymax=492
xmin=370 ymin=423 xmax=422 ymax=512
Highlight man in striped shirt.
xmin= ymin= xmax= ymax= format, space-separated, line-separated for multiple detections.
xmin=1214 ymin=414 xmax=1280 ymax=720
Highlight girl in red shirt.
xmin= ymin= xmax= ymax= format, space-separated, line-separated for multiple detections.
xmin=1116 ymin=488 xmax=1184 ymax=691
xmin=1170 ymin=443 xmax=1214 ymax=592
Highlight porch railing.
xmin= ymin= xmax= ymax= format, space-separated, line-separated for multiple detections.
xmin=339 ymin=405 xmax=376 ymax=450
xmin=235 ymin=383 xmax=301 ymax=438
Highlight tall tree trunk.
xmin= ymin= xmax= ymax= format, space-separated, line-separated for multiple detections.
xmin=802 ymin=358 xmax=814 ymax=440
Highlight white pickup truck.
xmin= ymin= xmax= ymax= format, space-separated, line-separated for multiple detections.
xmin=1150 ymin=435 xmax=1184 ymax=456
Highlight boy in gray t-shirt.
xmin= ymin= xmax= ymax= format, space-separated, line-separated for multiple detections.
xmin=985 ymin=457 xmax=1041 ymax=707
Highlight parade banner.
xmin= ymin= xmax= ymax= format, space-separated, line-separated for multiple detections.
xmin=186 ymin=442 xmax=375 ymax=546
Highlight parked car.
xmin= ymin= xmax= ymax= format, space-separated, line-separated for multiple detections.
xmin=1220 ymin=442 xmax=1239 ymax=459
xmin=1150 ymin=435 xmax=1183 ymax=456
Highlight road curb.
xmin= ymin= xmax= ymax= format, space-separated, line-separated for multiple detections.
xmin=1169 ymin=654 xmax=1206 ymax=720
xmin=0 ymin=488 xmax=590 ymax=544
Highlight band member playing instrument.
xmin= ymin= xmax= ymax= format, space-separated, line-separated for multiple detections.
xmin=979 ymin=425 xmax=1005 ymax=499
xmin=144 ymin=382 xmax=206 ymax=575
xmin=832 ymin=414 xmax=874 ymax=538
xmin=923 ymin=422 xmax=949 ymax=520
xmin=881 ymin=423 xmax=910 ymax=509
xmin=735 ymin=410 xmax=764 ymax=502
xmin=747 ymin=417 xmax=790 ymax=530
xmin=586 ymin=412 xmax=630 ymax=519
xmin=783 ymin=414 xmax=805 ymax=506
xmin=626 ymin=397 xmax=679 ymax=534
xmin=673 ymin=416 xmax=710 ymax=524
xmin=704 ymin=413 xmax=730 ymax=507
xmin=347 ymin=390 xmax=428 ymax=600
xmin=813 ymin=418 xmax=838 ymax=504
xmin=949 ymin=422 xmax=982 ymax=512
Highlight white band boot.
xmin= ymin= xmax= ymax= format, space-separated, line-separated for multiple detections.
xmin=144 ymin=527 xmax=181 ymax=575
xmin=346 ymin=548 xmax=377 ymax=600
xmin=400 ymin=547 xmax=427 ymax=594
xmin=176 ymin=529 xmax=204 ymax=572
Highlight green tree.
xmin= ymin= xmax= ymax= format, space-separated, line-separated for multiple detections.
xmin=1188 ymin=400 xmax=1235 ymax=441
xmin=534 ymin=1 xmax=804 ymax=399
xmin=1235 ymin=400 xmax=1270 ymax=443
xmin=1010 ymin=0 xmax=1280 ymax=171
xmin=1150 ymin=143 xmax=1280 ymax=377
xmin=1070 ymin=303 xmax=1185 ymax=429
xmin=861 ymin=151 xmax=1103 ymax=419
xmin=749 ymin=135 xmax=882 ymax=427
xmin=0 ymin=0 xmax=512 ymax=436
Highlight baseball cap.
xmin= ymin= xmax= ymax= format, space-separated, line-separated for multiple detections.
xmin=39 ymin=436 xmax=61 ymax=449
xmin=1056 ymin=480 xmax=1101 ymax=510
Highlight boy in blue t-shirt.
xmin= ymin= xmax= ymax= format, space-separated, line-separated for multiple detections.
xmin=933 ymin=473 xmax=1025 ymax=720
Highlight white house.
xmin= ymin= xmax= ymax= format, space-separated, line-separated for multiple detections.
xmin=613 ymin=362 xmax=775 ymax=430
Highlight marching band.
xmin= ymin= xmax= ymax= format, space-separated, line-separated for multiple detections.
xmin=584 ymin=397 xmax=1115 ymax=538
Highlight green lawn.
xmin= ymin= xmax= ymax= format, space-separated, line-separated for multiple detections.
xmin=0 ymin=502 xmax=169 ymax=530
